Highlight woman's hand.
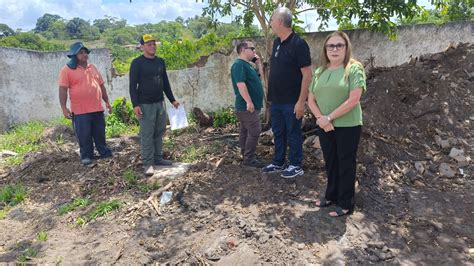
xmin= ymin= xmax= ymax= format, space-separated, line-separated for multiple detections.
xmin=322 ymin=122 xmax=335 ymax=132
xmin=317 ymin=116 xmax=331 ymax=128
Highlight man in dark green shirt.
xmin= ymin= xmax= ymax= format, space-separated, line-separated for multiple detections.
xmin=129 ymin=34 xmax=180 ymax=176
xmin=230 ymin=40 xmax=264 ymax=167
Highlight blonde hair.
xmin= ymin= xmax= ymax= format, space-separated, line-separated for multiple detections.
xmin=318 ymin=31 xmax=361 ymax=80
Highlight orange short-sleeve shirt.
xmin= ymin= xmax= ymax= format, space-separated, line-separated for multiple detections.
xmin=58 ymin=64 xmax=105 ymax=115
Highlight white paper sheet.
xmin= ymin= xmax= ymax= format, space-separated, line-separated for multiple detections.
xmin=167 ymin=104 xmax=188 ymax=130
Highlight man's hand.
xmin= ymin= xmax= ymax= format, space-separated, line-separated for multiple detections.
xmin=247 ymin=101 xmax=255 ymax=113
xmin=294 ymin=101 xmax=305 ymax=119
xmin=171 ymin=101 xmax=180 ymax=109
xmin=133 ymin=106 xmax=143 ymax=120
xmin=106 ymin=102 xmax=112 ymax=114
xmin=62 ymin=107 xmax=72 ymax=119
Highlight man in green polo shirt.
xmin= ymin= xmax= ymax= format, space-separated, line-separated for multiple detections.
xmin=230 ymin=40 xmax=264 ymax=167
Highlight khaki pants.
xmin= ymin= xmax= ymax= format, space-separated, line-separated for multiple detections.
xmin=139 ymin=101 xmax=167 ymax=167
xmin=235 ymin=110 xmax=261 ymax=163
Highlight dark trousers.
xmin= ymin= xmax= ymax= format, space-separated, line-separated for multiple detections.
xmin=235 ymin=110 xmax=261 ymax=163
xmin=318 ymin=126 xmax=361 ymax=210
xmin=73 ymin=111 xmax=112 ymax=160
xmin=271 ymin=103 xmax=303 ymax=167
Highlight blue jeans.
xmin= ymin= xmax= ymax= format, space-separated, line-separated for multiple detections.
xmin=73 ymin=111 xmax=112 ymax=160
xmin=271 ymin=103 xmax=303 ymax=167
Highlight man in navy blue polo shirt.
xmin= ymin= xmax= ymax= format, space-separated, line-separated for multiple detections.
xmin=263 ymin=7 xmax=312 ymax=178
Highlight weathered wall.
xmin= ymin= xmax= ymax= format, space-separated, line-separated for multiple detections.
xmin=0 ymin=48 xmax=111 ymax=132
xmin=0 ymin=21 xmax=472 ymax=132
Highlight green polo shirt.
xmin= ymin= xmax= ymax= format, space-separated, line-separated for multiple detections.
xmin=231 ymin=59 xmax=264 ymax=111
xmin=309 ymin=63 xmax=366 ymax=127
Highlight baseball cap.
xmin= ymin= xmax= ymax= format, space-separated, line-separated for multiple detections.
xmin=140 ymin=34 xmax=156 ymax=45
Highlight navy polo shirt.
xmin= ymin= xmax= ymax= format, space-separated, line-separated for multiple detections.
xmin=268 ymin=32 xmax=311 ymax=104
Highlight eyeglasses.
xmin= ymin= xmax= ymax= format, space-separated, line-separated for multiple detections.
xmin=274 ymin=44 xmax=280 ymax=58
xmin=245 ymin=47 xmax=256 ymax=51
xmin=325 ymin=43 xmax=346 ymax=51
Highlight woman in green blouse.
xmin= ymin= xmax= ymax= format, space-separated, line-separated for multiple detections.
xmin=308 ymin=31 xmax=366 ymax=217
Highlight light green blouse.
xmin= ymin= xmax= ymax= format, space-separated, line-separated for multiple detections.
xmin=309 ymin=63 xmax=366 ymax=127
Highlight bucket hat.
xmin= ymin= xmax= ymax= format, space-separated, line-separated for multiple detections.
xmin=67 ymin=42 xmax=90 ymax=58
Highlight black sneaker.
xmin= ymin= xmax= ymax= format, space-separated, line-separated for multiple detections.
xmin=243 ymin=159 xmax=266 ymax=168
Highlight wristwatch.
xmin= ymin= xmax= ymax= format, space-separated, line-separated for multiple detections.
xmin=327 ymin=115 xmax=332 ymax=122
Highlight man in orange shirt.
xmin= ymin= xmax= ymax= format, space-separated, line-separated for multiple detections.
xmin=58 ymin=42 xmax=113 ymax=165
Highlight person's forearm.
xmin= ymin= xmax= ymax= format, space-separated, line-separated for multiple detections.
xmin=59 ymin=87 xmax=68 ymax=109
xmin=297 ymin=66 xmax=312 ymax=103
xmin=307 ymin=94 xmax=322 ymax=118
xmin=327 ymin=88 xmax=362 ymax=120
xmin=100 ymin=85 xmax=110 ymax=104
xmin=237 ymin=83 xmax=252 ymax=104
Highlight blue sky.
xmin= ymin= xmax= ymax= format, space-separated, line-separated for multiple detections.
xmin=0 ymin=0 xmax=433 ymax=32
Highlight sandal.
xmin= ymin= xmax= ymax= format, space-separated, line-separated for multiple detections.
xmin=329 ymin=207 xmax=352 ymax=217
xmin=315 ymin=198 xmax=334 ymax=208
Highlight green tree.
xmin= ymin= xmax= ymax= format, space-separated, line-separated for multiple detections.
xmin=93 ymin=16 xmax=127 ymax=33
xmin=0 ymin=23 xmax=15 ymax=37
xmin=66 ymin=17 xmax=100 ymax=40
xmin=186 ymin=16 xmax=213 ymax=38
xmin=34 ymin=14 xmax=63 ymax=33
xmin=65 ymin=17 xmax=89 ymax=38
xmin=399 ymin=0 xmax=473 ymax=25
xmin=0 ymin=32 xmax=65 ymax=51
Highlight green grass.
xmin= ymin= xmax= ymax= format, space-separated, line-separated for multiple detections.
xmin=17 ymin=248 xmax=38 ymax=264
xmin=76 ymin=199 xmax=122 ymax=226
xmin=123 ymin=169 xmax=138 ymax=188
xmin=178 ymin=144 xmax=207 ymax=163
xmin=88 ymin=199 xmax=121 ymax=220
xmin=58 ymin=197 xmax=92 ymax=215
xmin=0 ymin=184 xmax=27 ymax=206
xmin=0 ymin=118 xmax=72 ymax=166
xmin=36 ymin=230 xmax=48 ymax=241
xmin=0 ymin=121 xmax=48 ymax=166
xmin=0 ymin=207 xmax=9 ymax=219
xmin=137 ymin=182 xmax=161 ymax=193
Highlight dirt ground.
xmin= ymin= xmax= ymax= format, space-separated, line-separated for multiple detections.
xmin=0 ymin=43 xmax=473 ymax=264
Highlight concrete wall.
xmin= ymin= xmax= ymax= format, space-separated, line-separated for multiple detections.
xmin=0 ymin=21 xmax=472 ymax=132
xmin=0 ymin=48 xmax=111 ymax=132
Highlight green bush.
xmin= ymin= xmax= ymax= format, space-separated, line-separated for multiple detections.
xmin=105 ymin=97 xmax=139 ymax=138
xmin=213 ymin=107 xmax=237 ymax=128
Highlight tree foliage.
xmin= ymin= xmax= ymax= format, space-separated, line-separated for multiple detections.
xmin=0 ymin=32 xmax=65 ymax=51
xmin=0 ymin=23 xmax=15 ymax=38
xmin=34 ymin=14 xmax=62 ymax=33
xmin=400 ymin=0 xmax=473 ymax=25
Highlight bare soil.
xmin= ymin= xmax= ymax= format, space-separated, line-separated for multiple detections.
xmin=0 ymin=43 xmax=473 ymax=264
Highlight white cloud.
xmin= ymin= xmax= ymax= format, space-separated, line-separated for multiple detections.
xmin=0 ymin=0 xmax=206 ymax=30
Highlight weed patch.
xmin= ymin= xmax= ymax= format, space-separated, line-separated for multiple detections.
xmin=76 ymin=199 xmax=122 ymax=226
xmin=178 ymin=144 xmax=207 ymax=163
xmin=213 ymin=107 xmax=237 ymax=128
xmin=58 ymin=197 xmax=92 ymax=215
xmin=123 ymin=169 xmax=138 ymax=188
xmin=0 ymin=184 xmax=27 ymax=206
xmin=36 ymin=230 xmax=48 ymax=241
xmin=17 ymin=248 xmax=38 ymax=264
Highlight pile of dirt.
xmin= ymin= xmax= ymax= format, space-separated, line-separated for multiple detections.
xmin=0 ymin=44 xmax=472 ymax=264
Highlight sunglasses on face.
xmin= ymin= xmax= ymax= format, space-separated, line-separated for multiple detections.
xmin=245 ymin=47 xmax=256 ymax=51
xmin=325 ymin=43 xmax=346 ymax=51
